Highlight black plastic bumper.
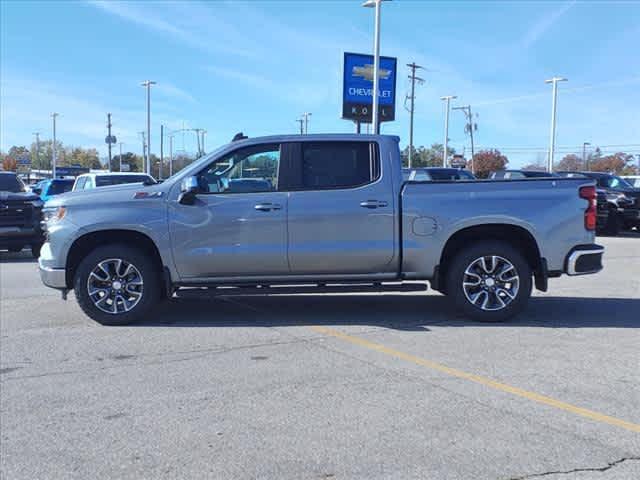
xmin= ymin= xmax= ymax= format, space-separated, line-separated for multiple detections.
xmin=565 ymin=244 xmax=604 ymax=276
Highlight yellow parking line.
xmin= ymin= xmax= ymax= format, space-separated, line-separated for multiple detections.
xmin=310 ymin=325 xmax=640 ymax=434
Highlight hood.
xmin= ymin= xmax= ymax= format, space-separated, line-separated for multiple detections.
xmin=613 ymin=187 xmax=640 ymax=198
xmin=0 ymin=190 xmax=41 ymax=203
xmin=44 ymin=182 xmax=168 ymax=208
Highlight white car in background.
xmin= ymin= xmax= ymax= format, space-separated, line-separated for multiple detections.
xmin=72 ymin=172 xmax=156 ymax=192
xmin=622 ymin=175 xmax=640 ymax=188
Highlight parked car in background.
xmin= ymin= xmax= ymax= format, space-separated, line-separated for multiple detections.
xmin=72 ymin=172 xmax=156 ymax=192
xmin=39 ymin=134 xmax=603 ymax=326
xmin=402 ymin=167 xmax=476 ymax=181
xmin=622 ymin=175 xmax=640 ymax=188
xmin=490 ymin=170 xmax=558 ymax=179
xmin=29 ymin=179 xmax=47 ymax=194
xmin=557 ymin=171 xmax=640 ymax=234
xmin=33 ymin=178 xmax=75 ymax=202
xmin=0 ymin=171 xmax=44 ymax=257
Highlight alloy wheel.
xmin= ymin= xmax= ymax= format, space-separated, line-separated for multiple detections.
xmin=462 ymin=255 xmax=520 ymax=311
xmin=86 ymin=258 xmax=144 ymax=314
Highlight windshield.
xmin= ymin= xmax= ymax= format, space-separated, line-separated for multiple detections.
xmin=0 ymin=174 xmax=26 ymax=193
xmin=95 ymin=175 xmax=153 ymax=187
xmin=604 ymin=176 xmax=633 ymax=189
xmin=47 ymin=180 xmax=75 ymax=195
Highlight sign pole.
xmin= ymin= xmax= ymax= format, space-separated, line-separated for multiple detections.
xmin=371 ymin=0 xmax=381 ymax=134
xmin=107 ymin=113 xmax=112 ymax=172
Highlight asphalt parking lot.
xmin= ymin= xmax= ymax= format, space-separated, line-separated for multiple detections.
xmin=1 ymin=234 xmax=639 ymax=479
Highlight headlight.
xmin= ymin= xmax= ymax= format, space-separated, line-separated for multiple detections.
xmin=605 ymin=193 xmax=631 ymax=204
xmin=42 ymin=206 xmax=67 ymax=223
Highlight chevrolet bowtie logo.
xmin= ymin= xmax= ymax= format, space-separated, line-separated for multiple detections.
xmin=352 ymin=64 xmax=391 ymax=82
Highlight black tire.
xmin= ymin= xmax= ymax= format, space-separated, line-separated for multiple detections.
xmin=446 ymin=241 xmax=532 ymax=322
xmin=31 ymin=243 xmax=42 ymax=258
xmin=74 ymin=244 xmax=161 ymax=326
xmin=603 ymin=209 xmax=621 ymax=236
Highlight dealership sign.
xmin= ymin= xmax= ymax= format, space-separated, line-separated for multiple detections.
xmin=342 ymin=52 xmax=397 ymax=123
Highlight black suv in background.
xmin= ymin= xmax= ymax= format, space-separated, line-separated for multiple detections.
xmin=557 ymin=171 xmax=640 ymax=234
xmin=0 ymin=171 xmax=44 ymax=257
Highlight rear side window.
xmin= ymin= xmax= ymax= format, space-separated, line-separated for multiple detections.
xmin=95 ymin=175 xmax=150 ymax=187
xmin=505 ymin=172 xmax=525 ymax=179
xmin=299 ymin=142 xmax=378 ymax=190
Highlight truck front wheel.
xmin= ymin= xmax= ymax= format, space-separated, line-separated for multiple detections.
xmin=74 ymin=244 xmax=161 ymax=326
xmin=446 ymin=241 xmax=532 ymax=322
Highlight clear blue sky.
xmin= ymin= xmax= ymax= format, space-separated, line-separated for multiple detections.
xmin=1 ymin=0 xmax=639 ymax=167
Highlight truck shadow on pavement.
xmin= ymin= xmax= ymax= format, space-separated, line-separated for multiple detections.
xmin=0 ymin=251 xmax=37 ymax=263
xmin=136 ymin=294 xmax=640 ymax=330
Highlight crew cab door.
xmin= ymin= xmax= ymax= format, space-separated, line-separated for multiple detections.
xmin=168 ymin=143 xmax=289 ymax=279
xmin=285 ymin=141 xmax=396 ymax=274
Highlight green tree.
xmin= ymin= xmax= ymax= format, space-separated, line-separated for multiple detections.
xmin=63 ymin=147 xmax=101 ymax=169
xmin=111 ymin=152 xmax=143 ymax=172
xmin=401 ymin=143 xmax=456 ymax=168
xmin=29 ymin=140 xmax=64 ymax=170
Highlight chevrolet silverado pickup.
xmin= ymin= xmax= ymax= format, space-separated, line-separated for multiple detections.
xmin=38 ymin=134 xmax=604 ymax=325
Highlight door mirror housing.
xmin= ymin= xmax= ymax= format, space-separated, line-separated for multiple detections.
xmin=178 ymin=176 xmax=199 ymax=205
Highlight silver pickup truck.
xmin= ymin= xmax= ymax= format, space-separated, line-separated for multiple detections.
xmin=39 ymin=134 xmax=603 ymax=325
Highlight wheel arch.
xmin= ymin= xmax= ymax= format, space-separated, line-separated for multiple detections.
xmin=65 ymin=229 xmax=166 ymax=290
xmin=435 ymin=224 xmax=545 ymax=293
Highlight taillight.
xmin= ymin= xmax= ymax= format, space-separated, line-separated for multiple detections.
xmin=579 ymin=185 xmax=596 ymax=231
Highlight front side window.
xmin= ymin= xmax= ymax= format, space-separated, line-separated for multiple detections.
xmin=300 ymin=142 xmax=377 ymax=190
xmin=198 ymin=144 xmax=280 ymax=194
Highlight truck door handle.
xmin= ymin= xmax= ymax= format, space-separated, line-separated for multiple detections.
xmin=254 ymin=203 xmax=282 ymax=212
xmin=360 ymin=200 xmax=388 ymax=209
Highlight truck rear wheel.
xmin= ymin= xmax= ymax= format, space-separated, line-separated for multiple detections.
xmin=446 ymin=241 xmax=532 ymax=322
xmin=74 ymin=244 xmax=161 ymax=326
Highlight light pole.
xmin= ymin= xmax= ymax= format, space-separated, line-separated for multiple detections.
xmin=141 ymin=80 xmax=156 ymax=175
xmin=453 ymin=105 xmax=476 ymax=173
xmin=297 ymin=118 xmax=304 ymax=135
xmin=139 ymin=131 xmax=146 ymax=172
xmin=301 ymin=112 xmax=312 ymax=134
xmin=118 ymin=142 xmax=124 ymax=172
xmin=51 ymin=113 xmax=59 ymax=178
xmin=201 ymin=130 xmax=207 ymax=155
xmin=192 ymin=128 xmax=202 ymax=156
xmin=545 ymin=76 xmax=567 ymax=173
xmin=582 ymin=142 xmax=591 ymax=170
xmin=362 ymin=0 xmax=389 ymax=135
xmin=440 ymin=96 xmax=457 ymax=167
xmin=168 ymin=134 xmax=174 ymax=177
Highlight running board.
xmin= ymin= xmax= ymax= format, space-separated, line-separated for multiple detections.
xmin=176 ymin=282 xmax=428 ymax=298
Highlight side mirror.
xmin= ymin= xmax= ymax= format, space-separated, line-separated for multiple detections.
xmin=32 ymin=188 xmax=42 ymax=195
xmin=178 ymin=176 xmax=199 ymax=205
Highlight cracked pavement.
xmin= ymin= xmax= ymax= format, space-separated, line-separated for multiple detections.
xmin=1 ymin=234 xmax=639 ymax=479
